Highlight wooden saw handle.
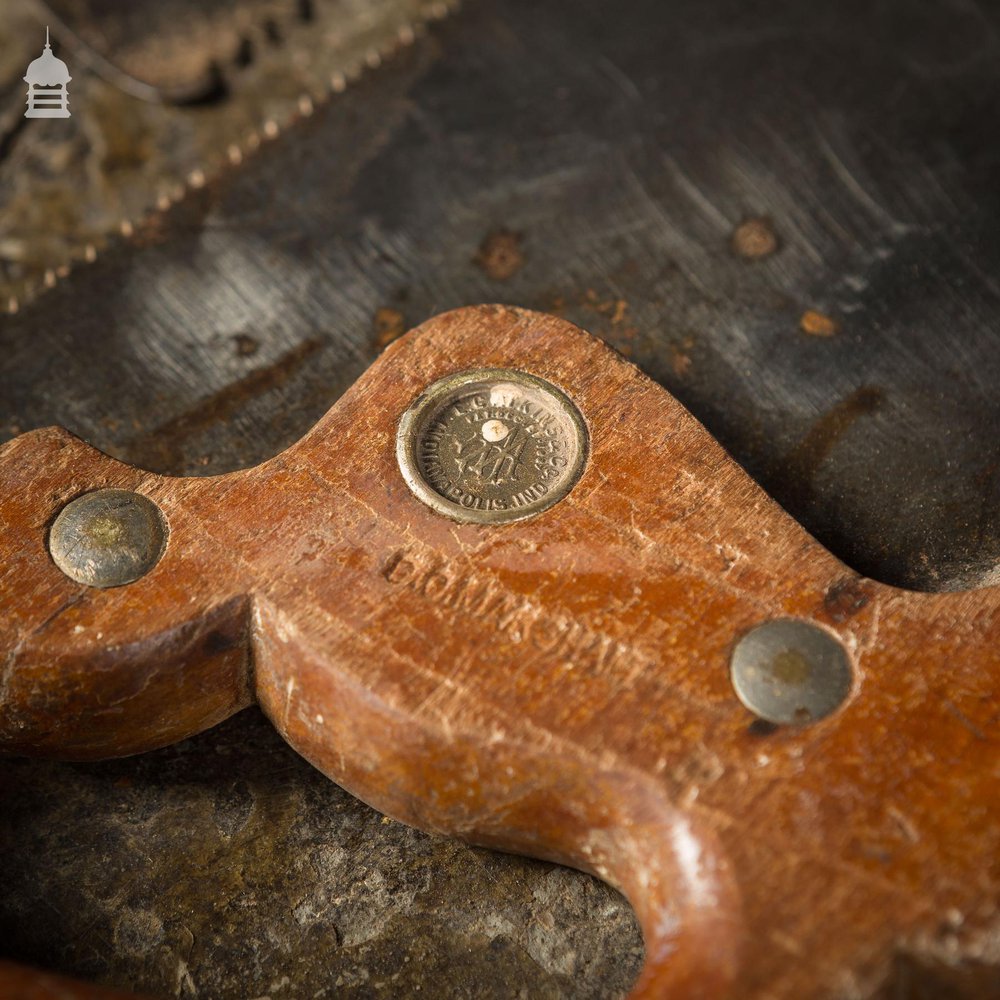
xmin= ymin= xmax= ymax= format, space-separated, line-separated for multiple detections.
xmin=1 ymin=305 xmax=997 ymax=998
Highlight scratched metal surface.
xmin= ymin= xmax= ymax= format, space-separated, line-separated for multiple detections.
xmin=2 ymin=0 xmax=1000 ymax=996
xmin=0 ymin=0 xmax=451 ymax=304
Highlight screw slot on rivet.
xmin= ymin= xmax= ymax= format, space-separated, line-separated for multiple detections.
xmin=730 ymin=619 xmax=852 ymax=726
xmin=49 ymin=489 xmax=168 ymax=588
xmin=397 ymin=368 xmax=588 ymax=525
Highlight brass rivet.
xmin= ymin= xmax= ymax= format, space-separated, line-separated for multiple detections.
xmin=397 ymin=368 xmax=588 ymax=525
xmin=730 ymin=619 xmax=852 ymax=725
xmin=49 ymin=489 xmax=168 ymax=588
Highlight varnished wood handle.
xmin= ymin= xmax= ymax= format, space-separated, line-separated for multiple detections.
xmin=2 ymin=306 xmax=997 ymax=998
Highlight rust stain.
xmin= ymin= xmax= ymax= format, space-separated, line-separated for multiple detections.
xmin=129 ymin=214 xmax=170 ymax=248
xmin=785 ymin=386 xmax=885 ymax=503
xmin=232 ymin=334 xmax=260 ymax=357
xmin=583 ymin=290 xmax=631 ymax=325
xmin=581 ymin=290 xmax=638 ymax=340
xmin=540 ymin=288 xmax=640 ymax=354
xmin=671 ymin=335 xmax=695 ymax=377
xmin=800 ymin=310 xmax=839 ymax=337
xmin=372 ymin=307 xmax=407 ymax=349
xmin=474 ymin=230 xmax=524 ymax=281
xmin=730 ymin=217 xmax=779 ymax=260
xmin=547 ymin=294 xmax=567 ymax=315
xmin=126 ymin=338 xmax=322 ymax=473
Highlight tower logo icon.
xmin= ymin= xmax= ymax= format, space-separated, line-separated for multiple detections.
xmin=24 ymin=28 xmax=71 ymax=118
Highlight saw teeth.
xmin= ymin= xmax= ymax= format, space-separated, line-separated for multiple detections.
xmin=3 ymin=0 xmax=465 ymax=315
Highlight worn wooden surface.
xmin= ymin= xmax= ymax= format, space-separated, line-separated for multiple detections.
xmin=2 ymin=305 xmax=998 ymax=997
xmin=1 ymin=706 xmax=644 ymax=999
xmin=6 ymin=0 xmax=1000 ymax=596
xmin=4 ymin=0 xmax=1000 ymax=994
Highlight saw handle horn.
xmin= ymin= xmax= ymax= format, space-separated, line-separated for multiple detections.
xmin=2 ymin=306 xmax=998 ymax=998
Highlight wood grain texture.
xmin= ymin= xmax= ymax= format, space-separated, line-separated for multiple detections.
xmin=1 ymin=305 xmax=998 ymax=998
